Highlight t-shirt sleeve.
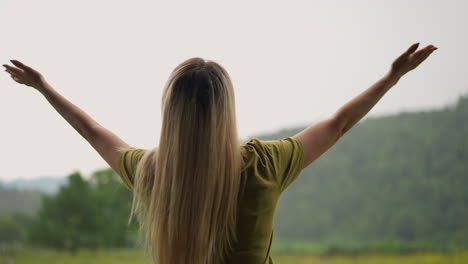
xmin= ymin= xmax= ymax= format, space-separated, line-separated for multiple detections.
xmin=117 ymin=147 xmax=146 ymax=191
xmin=262 ymin=137 xmax=304 ymax=193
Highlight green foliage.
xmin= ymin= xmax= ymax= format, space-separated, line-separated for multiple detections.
xmin=28 ymin=170 xmax=137 ymax=250
xmin=0 ymin=212 xmax=32 ymax=255
xmin=7 ymin=249 xmax=468 ymax=264
xmin=0 ymin=212 xmax=32 ymax=244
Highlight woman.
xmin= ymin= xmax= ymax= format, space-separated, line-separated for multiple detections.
xmin=3 ymin=42 xmax=437 ymax=264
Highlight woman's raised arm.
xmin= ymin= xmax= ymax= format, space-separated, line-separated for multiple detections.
xmin=294 ymin=43 xmax=437 ymax=169
xmin=3 ymin=60 xmax=130 ymax=174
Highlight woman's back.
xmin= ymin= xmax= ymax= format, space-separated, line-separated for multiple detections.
xmin=118 ymin=136 xmax=304 ymax=264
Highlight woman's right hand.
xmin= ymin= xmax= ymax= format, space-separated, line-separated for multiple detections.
xmin=389 ymin=42 xmax=437 ymax=78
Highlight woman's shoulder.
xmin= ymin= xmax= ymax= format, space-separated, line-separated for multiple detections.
xmin=239 ymin=137 xmax=294 ymax=173
xmin=240 ymin=138 xmax=267 ymax=169
xmin=240 ymin=137 xmax=304 ymax=192
xmin=240 ymin=136 xmax=302 ymax=160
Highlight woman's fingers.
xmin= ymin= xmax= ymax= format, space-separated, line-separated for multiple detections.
xmin=5 ymin=70 xmax=22 ymax=83
xmin=3 ymin=64 xmax=24 ymax=76
xmin=4 ymin=68 xmax=19 ymax=78
xmin=404 ymin=42 xmax=420 ymax=56
xmin=409 ymin=45 xmax=437 ymax=68
xmin=413 ymin=45 xmax=436 ymax=57
xmin=412 ymin=45 xmax=437 ymax=62
xmin=404 ymin=43 xmax=437 ymax=60
xmin=11 ymin=75 xmax=22 ymax=83
xmin=3 ymin=64 xmax=24 ymax=83
xmin=395 ymin=42 xmax=421 ymax=63
xmin=10 ymin=60 xmax=32 ymax=71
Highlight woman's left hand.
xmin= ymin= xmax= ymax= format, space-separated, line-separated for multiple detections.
xmin=3 ymin=60 xmax=47 ymax=91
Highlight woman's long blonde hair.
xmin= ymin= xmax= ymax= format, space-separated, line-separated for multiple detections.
xmin=127 ymin=58 xmax=246 ymax=264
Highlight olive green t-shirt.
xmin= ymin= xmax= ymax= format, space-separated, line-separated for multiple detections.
xmin=118 ymin=136 xmax=304 ymax=264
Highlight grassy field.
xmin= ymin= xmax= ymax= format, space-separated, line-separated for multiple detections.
xmin=4 ymin=249 xmax=468 ymax=264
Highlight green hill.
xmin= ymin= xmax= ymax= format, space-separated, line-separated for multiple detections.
xmin=248 ymin=95 xmax=468 ymax=248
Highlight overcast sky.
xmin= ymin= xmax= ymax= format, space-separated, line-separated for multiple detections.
xmin=1 ymin=0 xmax=467 ymax=181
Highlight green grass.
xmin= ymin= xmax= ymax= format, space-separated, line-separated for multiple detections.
xmin=7 ymin=249 xmax=146 ymax=264
xmin=4 ymin=249 xmax=468 ymax=264
xmin=271 ymin=240 xmax=466 ymax=256
xmin=273 ymin=252 xmax=468 ymax=264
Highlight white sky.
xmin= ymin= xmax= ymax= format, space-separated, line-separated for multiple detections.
xmin=1 ymin=0 xmax=467 ymax=180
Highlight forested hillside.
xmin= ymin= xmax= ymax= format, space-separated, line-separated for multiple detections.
xmin=253 ymin=95 xmax=467 ymax=247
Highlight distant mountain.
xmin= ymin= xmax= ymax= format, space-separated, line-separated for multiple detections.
xmin=0 ymin=176 xmax=69 ymax=217
xmin=0 ymin=184 xmax=43 ymax=216
xmin=1 ymin=176 xmax=68 ymax=195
